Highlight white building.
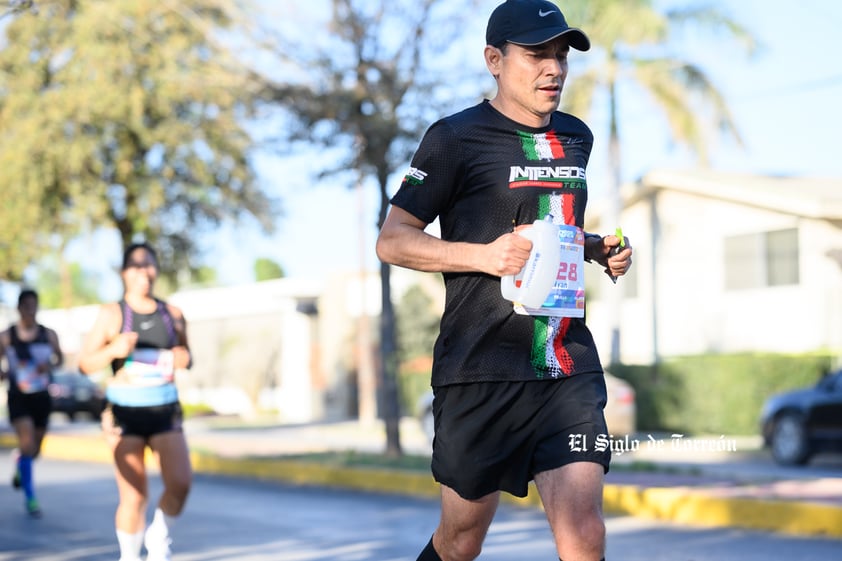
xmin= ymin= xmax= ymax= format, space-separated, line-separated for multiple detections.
xmin=585 ymin=169 xmax=842 ymax=365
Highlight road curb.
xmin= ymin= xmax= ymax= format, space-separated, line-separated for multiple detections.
xmin=3 ymin=431 xmax=841 ymax=539
xmin=602 ymin=482 xmax=842 ymax=538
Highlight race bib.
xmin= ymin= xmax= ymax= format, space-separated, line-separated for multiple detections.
xmin=121 ymin=349 xmax=175 ymax=386
xmin=5 ymin=343 xmax=53 ymax=393
xmin=513 ymin=224 xmax=586 ymax=318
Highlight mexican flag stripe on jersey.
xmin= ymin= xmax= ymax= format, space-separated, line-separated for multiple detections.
xmin=529 ymin=193 xmax=575 ymax=377
xmin=518 ymin=130 xmax=565 ymax=161
xmin=531 ymin=317 xmax=551 ymax=379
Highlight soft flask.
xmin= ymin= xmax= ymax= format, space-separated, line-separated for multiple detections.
xmin=500 ymin=216 xmax=560 ymax=308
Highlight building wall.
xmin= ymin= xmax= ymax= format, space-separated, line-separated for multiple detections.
xmin=587 ymin=187 xmax=842 ymax=364
xmin=168 ymin=279 xmax=327 ymax=421
xmin=30 ymin=279 xmax=347 ymax=423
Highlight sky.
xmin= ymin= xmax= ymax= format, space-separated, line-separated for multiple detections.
xmin=63 ymin=0 xmax=842 ymax=301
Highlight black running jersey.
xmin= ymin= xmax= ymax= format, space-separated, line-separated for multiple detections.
xmin=110 ymin=299 xmax=178 ymax=375
xmin=7 ymin=324 xmax=52 ymax=394
xmin=390 ymin=100 xmax=604 ymax=385
xmin=8 ymin=324 xmax=49 ymax=362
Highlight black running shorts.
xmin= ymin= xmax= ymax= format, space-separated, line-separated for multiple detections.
xmin=430 ymin=373 xmax=611 ymax=500
xmin=102 ymin=401 xmax=184 ymax=440
xmin=7 ymin=390 xmax=52 ymax=429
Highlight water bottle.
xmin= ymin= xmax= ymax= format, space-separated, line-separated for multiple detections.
xmin=501 ymin=216 xmax=560 ymax=308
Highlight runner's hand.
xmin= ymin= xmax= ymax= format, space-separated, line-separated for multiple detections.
xmin=171 ymin=346 xmax=191 ymax=371
xmin=605 ymin=235 xmax=632 ymax=279
xmin=109 ymin=332 xmax=138 ymax=360
xmin=487 ymin=232 xmax=533 ymax=277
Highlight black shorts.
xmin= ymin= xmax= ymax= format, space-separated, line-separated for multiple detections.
xmin=7 ymin=390 xmax=52 ymax=429
xmin=102 ymin=401 xmax=184 ymax=440
xmin=431 ymin=374 xmax=610 ymax=500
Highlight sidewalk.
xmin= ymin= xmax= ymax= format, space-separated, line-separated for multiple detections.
xmin=2 ymin=415 xmax=841 ymax=539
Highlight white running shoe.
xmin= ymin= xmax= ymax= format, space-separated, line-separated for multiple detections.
xmin=145 ymin=542 xmax=172 ymax=561
xmin=144 ymin=526 xmax=172 ymax=561
xmin=145 ymin=549 xmax=171 ymax=561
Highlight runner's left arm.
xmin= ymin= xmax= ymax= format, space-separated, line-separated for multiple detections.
xmin=168 ymin=304 xmax=192 ymax=370
xmin=45 ymin=327 xmax=64 ymax=369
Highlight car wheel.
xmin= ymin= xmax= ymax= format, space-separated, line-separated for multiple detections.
xmin=771 ymin=413 xmax=811 ymax=466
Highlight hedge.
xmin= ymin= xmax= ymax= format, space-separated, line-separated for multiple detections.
xmin=608 ymin=353 xmax=837 ymax=436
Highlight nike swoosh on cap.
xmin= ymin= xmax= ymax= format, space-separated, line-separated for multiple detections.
xmin=539 ymin=9 xmax=555 ymax=17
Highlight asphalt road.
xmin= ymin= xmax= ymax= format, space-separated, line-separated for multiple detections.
xmin=1 ymin=450 xmax=840 ymax=561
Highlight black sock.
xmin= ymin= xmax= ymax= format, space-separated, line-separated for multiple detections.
xmin=417 ymin=536 xmax=442 ymax=561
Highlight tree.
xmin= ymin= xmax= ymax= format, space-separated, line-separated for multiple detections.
xmin=557 ymin=0 xmax=757 ymax=363
xmin=30 ymin=260 xmax=101 ymax=309
xmin=259 ymin=0 xmax=485 ymax=455
xmin=396 ymin=284 xmax=440 ymax=363
xmin=0 ymin=0 xmax=37 ymax=21
xmin=0 ymin=0 xmax=277 ymax=282
xmin=254 ymin=257 xmax=284 ymax=281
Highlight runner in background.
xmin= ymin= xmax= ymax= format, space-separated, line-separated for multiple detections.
xmin=78 ymin=242 xmax=192 ymax=561
xmin=0 ymin=288 xmax=64 ymax=518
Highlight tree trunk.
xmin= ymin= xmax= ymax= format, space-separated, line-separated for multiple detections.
xmin=379 ymin=258 xmax=402 ymax=456
xmin=377 ymin=178 xmax=402 ymax=457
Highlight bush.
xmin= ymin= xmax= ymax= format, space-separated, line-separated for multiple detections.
xmin=180 ymin=402 xmax=217 ymax=419
xmin=609 ymin=353 xmax=835 ymax=436
xmin=397 ymin=356 xmax=433 ymax=416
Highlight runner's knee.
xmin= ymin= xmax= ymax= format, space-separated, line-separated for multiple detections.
xmin=556 ymin=512 xmax=605 ymax=560
xmin=437 ymin=530 xmax=484 ymax=561
xmin=164 ymin=477 xmax=191 ymax=509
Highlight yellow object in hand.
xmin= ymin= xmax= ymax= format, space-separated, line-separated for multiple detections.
xmin=615 ymin=227 xmax=625 ymax=247
xmin=609 ymin=227 xmax=625 ymax=284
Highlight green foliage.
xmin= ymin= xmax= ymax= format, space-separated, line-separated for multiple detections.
xmin=192 ymin=266 xmax=218 ymax=286
xmin=397 ymin=360 xmax=433 ymax=418
xmin=609 ymin=353 xmax=835 ymax=436
xmin=558 ymin=0 xmax=756 ymax=165
xmin=180 ymin=402 xmax=217 ymax=419
xmin=396 ymin=285 xmax=440 ymax=362
xmin=394 ymin=284 xmax=440 ymax=415
xmin=30 ymin=260 xmax=102 ymax=308
xmin=253 ymin=257 xmax=284 ymax=281
xmin=0 ymin=1 xmax=278 ymax=280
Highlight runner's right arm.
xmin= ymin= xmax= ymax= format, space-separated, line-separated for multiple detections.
xmin=376 ymin=205 xmax=532 ymax=277
xmin=78 ymin=304 xmax=137 ymax=375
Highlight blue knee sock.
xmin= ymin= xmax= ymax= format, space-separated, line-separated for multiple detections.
xmin=18 ymin=455 xmax=34 ymax=501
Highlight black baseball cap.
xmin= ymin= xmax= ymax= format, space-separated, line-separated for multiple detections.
xmin=486 ymin=0 xmax=590 ymax=51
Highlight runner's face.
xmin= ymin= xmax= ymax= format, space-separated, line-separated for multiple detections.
xmin=493 ymin=39 xmax=569 ymax=126
xmin=17 ymin=296 xmax=37 ymax=326
xmin=121 ymin=248 xmax=158 ymax=297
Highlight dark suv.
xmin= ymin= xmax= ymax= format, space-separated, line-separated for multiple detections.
xmin=760 ymin=368 xmax=842 ymax=465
